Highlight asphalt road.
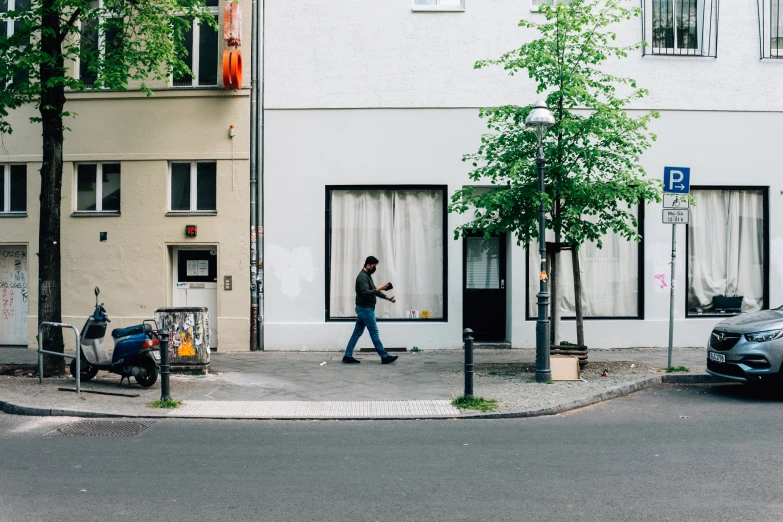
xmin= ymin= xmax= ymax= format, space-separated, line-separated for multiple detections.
xmin=2 ymin=383 xmax=783 ymax=522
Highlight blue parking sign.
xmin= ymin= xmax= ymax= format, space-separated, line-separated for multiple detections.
xmin=663 ymin=167 xmax=690 ymax=194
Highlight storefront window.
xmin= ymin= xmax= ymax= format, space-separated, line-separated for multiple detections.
xmin=528 ymin=205 xmax=642 ymax=318
xmin=687 ymin=189 xmax=766 ymax=316
xmin=327 ymin=188 xmax=445 ymax=320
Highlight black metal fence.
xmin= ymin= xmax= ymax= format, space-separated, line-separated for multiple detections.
xmin=642 ymin=0 xmax=720 ymax=57
xmin=758 ymin=0 xmax=783 ymax=58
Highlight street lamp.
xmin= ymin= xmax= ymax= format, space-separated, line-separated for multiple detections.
xmin=525 ymin=100 xmax=555 ymax=383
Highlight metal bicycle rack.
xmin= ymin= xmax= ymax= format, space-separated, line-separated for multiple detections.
xmin=38 ymin=322 xmax=81 ymax=394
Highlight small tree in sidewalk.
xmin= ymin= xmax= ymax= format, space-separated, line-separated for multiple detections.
xmin=0 ymin=0 xmax=214 ymax=374
xmin=449 ymin=0 xmax=661 ymax=348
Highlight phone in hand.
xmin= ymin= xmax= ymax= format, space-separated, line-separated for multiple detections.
xmin=386 ymin=282 xmax=394 ymax=290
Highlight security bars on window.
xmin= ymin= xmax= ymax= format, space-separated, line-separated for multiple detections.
xmin=758 ymin=0 xmax=783 ymax=58
xmin=641 ymin=0 xmax=720 ymax=57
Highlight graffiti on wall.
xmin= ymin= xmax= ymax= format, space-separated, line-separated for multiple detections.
xmin=164 ymin=311 xmax=208 ymax=358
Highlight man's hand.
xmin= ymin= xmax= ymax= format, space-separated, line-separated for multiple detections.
xmin=387 ymin=296 xmax=396 ymax=304
xmin=376 ymin=284 xmax=389 ymax=292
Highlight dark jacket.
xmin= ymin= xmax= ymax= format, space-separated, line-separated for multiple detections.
xmin=355 ymin=269 xmax=386 ymax=308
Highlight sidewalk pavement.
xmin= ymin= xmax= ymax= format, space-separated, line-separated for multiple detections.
xmin=0 ymin=346 xmax=714 ymax=420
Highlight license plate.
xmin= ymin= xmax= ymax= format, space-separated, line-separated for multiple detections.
xmin=152 ymin=351 xmax=161 ymax=361
xmin=709 ymin=351 xmax=725 ymax=363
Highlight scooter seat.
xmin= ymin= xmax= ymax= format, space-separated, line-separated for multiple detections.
xmin=111 ymin=324 xmax=152 ymax=339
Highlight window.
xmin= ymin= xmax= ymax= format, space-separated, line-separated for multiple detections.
xmin=169 ymin=162 xmax=217 ymax=212
xmin=327 ymin=188 xmax=446 ymax=320
xmin=527 ymin=205 xmax=643 ymax=318
xmin=78 ymin=0 xmax=123 ymax=88
xmin=173 ymin=0 xmax=219 ymax=87
xmin=687 ymin=188 xmax=767 ymax=317
xmin=531 ymin=0 xmax=571 ymax=12
xmin=1 ymin=0 xmax=31 ymax=85
xmin=0 ymin=164 xmax=26 ymax=213
xmin=642 ymin=0 xmax=719 ymax=57
xmin=769 ymin=0 xmax=783 ymax=57
xmin=412 ymin=0 xmax=465 ymax=11
xmin=75 ymin=163 xmax=121 ymax=212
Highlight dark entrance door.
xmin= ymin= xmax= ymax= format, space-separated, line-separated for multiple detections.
xmin=463 ymin=233 xmax=507 ymax=342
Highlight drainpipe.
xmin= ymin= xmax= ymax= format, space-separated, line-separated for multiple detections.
xmin=257 ymin=0 xmax=265 ymax=350
xmin=256 ymin=0 xmax=266 ymax=350
xmin=248 ymin=0 xmax=259 ymax=351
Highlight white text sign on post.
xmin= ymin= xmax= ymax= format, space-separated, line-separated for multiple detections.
xmin=662 ymin=209 xmax=689 ymax=224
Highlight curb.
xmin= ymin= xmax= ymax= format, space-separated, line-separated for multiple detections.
xmin=0 ymin=373 xmax=726 ymax=421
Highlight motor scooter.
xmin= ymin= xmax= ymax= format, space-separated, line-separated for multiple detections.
xmin=70 ymin=287 xmax=161 ymax=387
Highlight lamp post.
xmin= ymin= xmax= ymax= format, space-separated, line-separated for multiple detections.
xmin=525 ymin=100 xmax=555 ymax=383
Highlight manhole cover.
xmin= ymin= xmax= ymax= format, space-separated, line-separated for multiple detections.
xmin=43 ymin=420 xmax=156 ymax=437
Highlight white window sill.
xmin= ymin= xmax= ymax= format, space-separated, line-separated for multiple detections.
xmin=71 ymin=211 xmax=121 ymax=217
xmin=411 ymin=5 xmax=465 ymax=12
xmin=166 ymin=211 xmax=218 ymax=216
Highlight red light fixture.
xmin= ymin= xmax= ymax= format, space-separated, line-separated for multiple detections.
xmin=186 ymin=225 xmax=197 ymax=237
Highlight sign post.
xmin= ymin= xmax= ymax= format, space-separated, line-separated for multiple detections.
xmin=662 ymin=167 xmax=690 ymax=369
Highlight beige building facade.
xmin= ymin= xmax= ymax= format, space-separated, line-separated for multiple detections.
xmin=0 ymin=2 xmax=253 ymax=352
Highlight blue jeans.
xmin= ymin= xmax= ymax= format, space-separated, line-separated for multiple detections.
xmin=344 ymin=306 xmax=390 ymax=359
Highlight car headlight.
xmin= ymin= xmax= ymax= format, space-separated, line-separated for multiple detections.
xmin=744 ymin=330 xmax=783 ymax=343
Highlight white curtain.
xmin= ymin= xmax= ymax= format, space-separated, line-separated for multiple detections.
xmin=687 ymin=189 xmax=764 ymax=315
xmin=330 ymin=190 xmax=444 ymax=319
xmin=528 ymin=207 xmax=640 ymax=317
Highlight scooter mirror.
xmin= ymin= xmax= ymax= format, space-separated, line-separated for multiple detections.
xmin=95 ymin=287 xmax=100 ymax=296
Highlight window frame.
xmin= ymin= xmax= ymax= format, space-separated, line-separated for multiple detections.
xmin=73 ymin=162 xmax=121 ymax=214
xmin=0 ymin=164 xmax=26 ymax=214
xmin=524 ymin=203 xmax=646 ymax=321
xmin=76 ymin=0 xmax=123 ymax=89
xmin=685 ymin=185 xmax=770 ymax=319
xmin=768 ymin=0 xmax=783 ymax=58
xmin=324 ymin=185 xmax=449 ymax=323
xmin=411 ymin=0 xmax=465 ymax=12
xmin=530 ymin=0 xmax=571 ymax=13
xmin=641 ymin=0 xmax=720 ymax=58
xmin=171 ymin=6 xmax=220 ymax=88
xmin=167 ymin=161 xmax=218 ymax=214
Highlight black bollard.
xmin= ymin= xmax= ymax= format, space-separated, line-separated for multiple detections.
xmin=463 ymin=328 xmax=474 ymax=398
xmin=159 ymin=328 xmax=172 ymax=401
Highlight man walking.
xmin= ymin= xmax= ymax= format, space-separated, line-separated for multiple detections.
xmin=342 ymin=256 xmax=399 ymax=365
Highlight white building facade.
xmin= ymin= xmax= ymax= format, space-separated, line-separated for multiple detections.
xmin=262 ymin=0 xmax=783 ymax=350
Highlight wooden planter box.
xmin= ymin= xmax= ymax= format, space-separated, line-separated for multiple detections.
xmin=550 ymin=345 xmax=588 ymax=366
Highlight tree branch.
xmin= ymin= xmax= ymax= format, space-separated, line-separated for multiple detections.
xmin=58 ymin=8 xmax=82 ymax=43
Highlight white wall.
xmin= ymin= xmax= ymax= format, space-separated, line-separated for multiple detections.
xmin=265 ymin=0 xmax=779 ymax=112
xmin=263 ymin=108 xmax=783 ymax=349
xmin=260 ymin=0 xmax=782 ymax=350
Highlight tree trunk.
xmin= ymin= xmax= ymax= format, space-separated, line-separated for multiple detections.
xmin=550 ymin=247 xmax=559 ymax=346
xmin=550 ymin=200 xmax=561 ymax=347
xmin=571 ymin=246 xmax=585 ymax=348
xmin=38 ymin=1 xmax=66 ymax=376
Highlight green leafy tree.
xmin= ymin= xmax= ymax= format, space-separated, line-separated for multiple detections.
xmin=0 ymin=0 xmax=215 ymax=374
xmin=450 ymin=0 xmax=661 ymax=347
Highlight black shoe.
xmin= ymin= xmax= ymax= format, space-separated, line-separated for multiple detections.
xmin=342 ymin=356 xmax=361 ymax=364
xmin=381 ymin=355 xmax=398 ymax=365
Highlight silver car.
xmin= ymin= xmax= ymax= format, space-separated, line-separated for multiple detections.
xmin=707 ymin=307 xmax=783 ymax=383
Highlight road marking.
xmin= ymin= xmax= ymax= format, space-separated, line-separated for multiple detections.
xmin=167 ymin=400 xmax=460 ymax=418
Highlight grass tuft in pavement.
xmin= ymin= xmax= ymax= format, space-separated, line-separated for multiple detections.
xmin=666 ymin=366 xmax=688 ymax=373
xmin=149 ymin=399 xmax=182 ymax=409
xmin=452 ymin=395 xmax=498 ymax=412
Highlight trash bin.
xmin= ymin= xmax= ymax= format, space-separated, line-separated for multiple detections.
xmin=154 ymin=307 xmax=210 ymax=371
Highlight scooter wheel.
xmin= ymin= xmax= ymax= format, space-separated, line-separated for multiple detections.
xmin=70 ymin=359 xmax=99 ymax=381
xmin=134 ymin=358 xmax=158 ymax=388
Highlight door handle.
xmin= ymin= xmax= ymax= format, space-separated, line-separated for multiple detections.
xmin=500 ymin=279 xmax=505 ymax=289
